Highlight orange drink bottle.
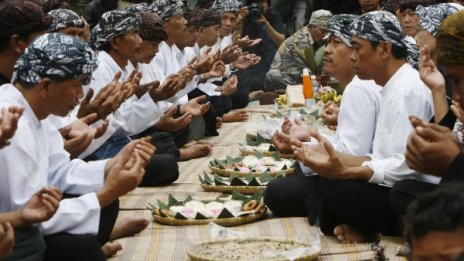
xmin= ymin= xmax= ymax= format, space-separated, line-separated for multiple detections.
xmin=302 ymin=68 xmax=313 ymax=99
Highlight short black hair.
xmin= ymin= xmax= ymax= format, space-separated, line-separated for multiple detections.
xmin=370 ymin=41 xmax=408 ymax=60
xmin=404 ymin=183 xmax=464 ymax=243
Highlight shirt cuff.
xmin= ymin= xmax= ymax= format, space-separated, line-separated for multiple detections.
xmin=363 ymin=159 xmax=384 ymax=184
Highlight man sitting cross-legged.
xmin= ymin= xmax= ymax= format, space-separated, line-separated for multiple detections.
xmin=290 ymin=11 xmax=438 ymax=243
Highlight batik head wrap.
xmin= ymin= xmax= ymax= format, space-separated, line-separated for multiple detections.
xmin=416 ymin=3 xmax=464 ymax=37
xmin=14 ymin=33 xmax=98 ymax=85
xmin=196 ymin=8 xmax=221 ymax=28
xmin=152 ymin=0 xmax=184 ymax=21
xmin=139 ymin=12 xmax=168 ymax=41
xmin=126 ymin=2 xmax=155 ymax=14
xmin=326 ymin=14 xmax=358 ymax=47
xmin=437 ymin=10 xmax=464 ymax=64
xmin=350 ymin=11 xmax=419 ymax=67
xmin=48 ymin=9 xmax=85 ymax=33
xmin=211 ymin=0 xmax=242 ymax=14
xmin=88 ymin=10 xmax=142 ymax=50
xmin=399 ymin=0 xmax=434 ymax=12
xmin=309 ymin=9 xmax=333 ymax=30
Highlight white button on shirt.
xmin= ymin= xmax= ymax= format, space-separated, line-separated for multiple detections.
xmin=0 ymin=84 xmax=105 ymax=236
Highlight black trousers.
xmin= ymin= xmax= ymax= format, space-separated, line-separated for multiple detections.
xmin=133 ymin=131 xmax=180 ymax=186
xmin=188 ymin=89 xmax=219 ymax=137
xmin=43 ymin=196 xmax=119 ymax=261
xmin=263 ymin=164 xmax=324 ymax=225
xmin=319 ymin=179 xmax=402 ymax=241
xmin=389 ymin=179 xmax=437 ymax=220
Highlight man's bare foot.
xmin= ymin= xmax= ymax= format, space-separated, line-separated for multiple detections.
xmin=333 ymin=224 xmax=366 ymax=243
xmin=109 ymin=217 xmax=149 ymax=241
xmin=249 ymin=90 xmax=264 ymax=101
xmin=179 ymin=144 xmax=211 ymax=160
xmin=216 ymin=117 xmax=223 ymax=129
xmin=222 ymin=109 xmax=249 ymax=123
xmin=101 ymin=242 xmax=123 ymax=257
xmin=184 ymin=140 xmax=198 ymax=148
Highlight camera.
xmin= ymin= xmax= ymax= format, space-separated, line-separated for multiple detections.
xmin=245 ymin=2 xmax=263 ymax=22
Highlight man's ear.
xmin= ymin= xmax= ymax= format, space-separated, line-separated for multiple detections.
xmin=37 ymin=78 xmax=52 ymax=98
xmin=379 ymin=42 xmax=392 ymax=60
xmin=110 ymin=36 xmax=119 ymax=51
xmin=10 ymin=34 xmax=28 ymax=55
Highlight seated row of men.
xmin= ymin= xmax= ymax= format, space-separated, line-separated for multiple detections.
xmin=1 ymin=0 xmax=464 ymax=260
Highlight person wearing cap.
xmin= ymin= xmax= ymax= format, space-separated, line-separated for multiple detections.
xmin=265 ymin=14 xmax=382 ymax=226
xmin=0 ymin=0 xmax=51 ymax=86
xmin=398 ymin=0 xmax=435 ymax=38
xmin=290 ymin=11 xmax=436 ymax=243
xmin=0 ymin=32 xmax=154 ymax=261
xmin=265 ymin=9 xmax=333 ymax=91
xmin=390 ymin=9 xmax=464 ymax=220
xmin=48 ymin=8 xmax=86 ymax=42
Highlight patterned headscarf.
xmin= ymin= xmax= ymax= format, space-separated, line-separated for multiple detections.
xmin=309 ymin=9 xmax=333 ymax=30
xmin=14 ymin=33 xmax=98 ymax=85
xmin=48 ymin=9 xmax=85 ymax=33
xmin=196 ymin=8 xmax=221 ymax=28
xmin=399 ymin=0 xmax=434 ymax=12
xmin=326 ymin=14 xmax=358 ymax=47
xmin=416 ymin=3 xmax=464 ymax=37
xmin=126 ymin=2 xmax=155 ymax=14
xmin=350 ymin=11 xmax=419 ymax=67
xmin=152 ymin=0 xmax=184 ymax=21
xmin=0 ymin=0 xmax=52 ymax=46
xmin=139 ymin=12 xmax=168 ymax=41
xmin=42 ymin=0 xmax=70 ymax=13
xmin=211 ymin=0 xmax=242 ymax=14
xmin=88 ymin=10 xmax=142 ymax=50
xmin=437 ymin=10 xmax=464 ymax=64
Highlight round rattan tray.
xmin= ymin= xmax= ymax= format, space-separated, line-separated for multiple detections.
xmin=152 ymin=208 xmax=267 ymax=227
xmin=187 ymin=237 xmax=320 ymax=261
xmin=209 ymin=166 xmax=294 ymax=177
xmin=200 ymin=183 xmax=266 ymax=195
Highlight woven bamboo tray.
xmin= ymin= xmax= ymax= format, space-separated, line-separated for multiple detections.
xmin=239 ymin=148 xmax=294 ymax=159
xmin=200 ymin=183 xmax=266 ymax=195
xmin=152 ymin=208 xmax=267 ymax=227
xmin=187 ymin=237 xmax=320 ymax=261
xmin=209 ymin=166 xmax=294 ymax=177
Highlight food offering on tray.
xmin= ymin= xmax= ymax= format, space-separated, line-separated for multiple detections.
xmin=199 ymin=171 xmax=286 ymax=195
xmin=209 ymin=154 xmax=295 ymax=177
xmin=239 ymin=143 xmax=294 ymax=158
xmin=188 ymin=237 xmax=321 ymax=261
xmin=149 ymin=192 xmax=267 ymax=226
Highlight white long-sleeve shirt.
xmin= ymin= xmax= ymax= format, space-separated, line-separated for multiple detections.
xmin=364 ymin=63 xmax=440 ymax=186
xmin=78 ymin=51 xmax=168 ymax=157
xmin=328 ymin=76 xmax=381 ymax=155
xmin=150 ymin=41 xmax=200 ymax=104
xmin=300 ymin=76 xmax=381 ymax=174
xmin=0 ymin=84 xmax=105 ymax=235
